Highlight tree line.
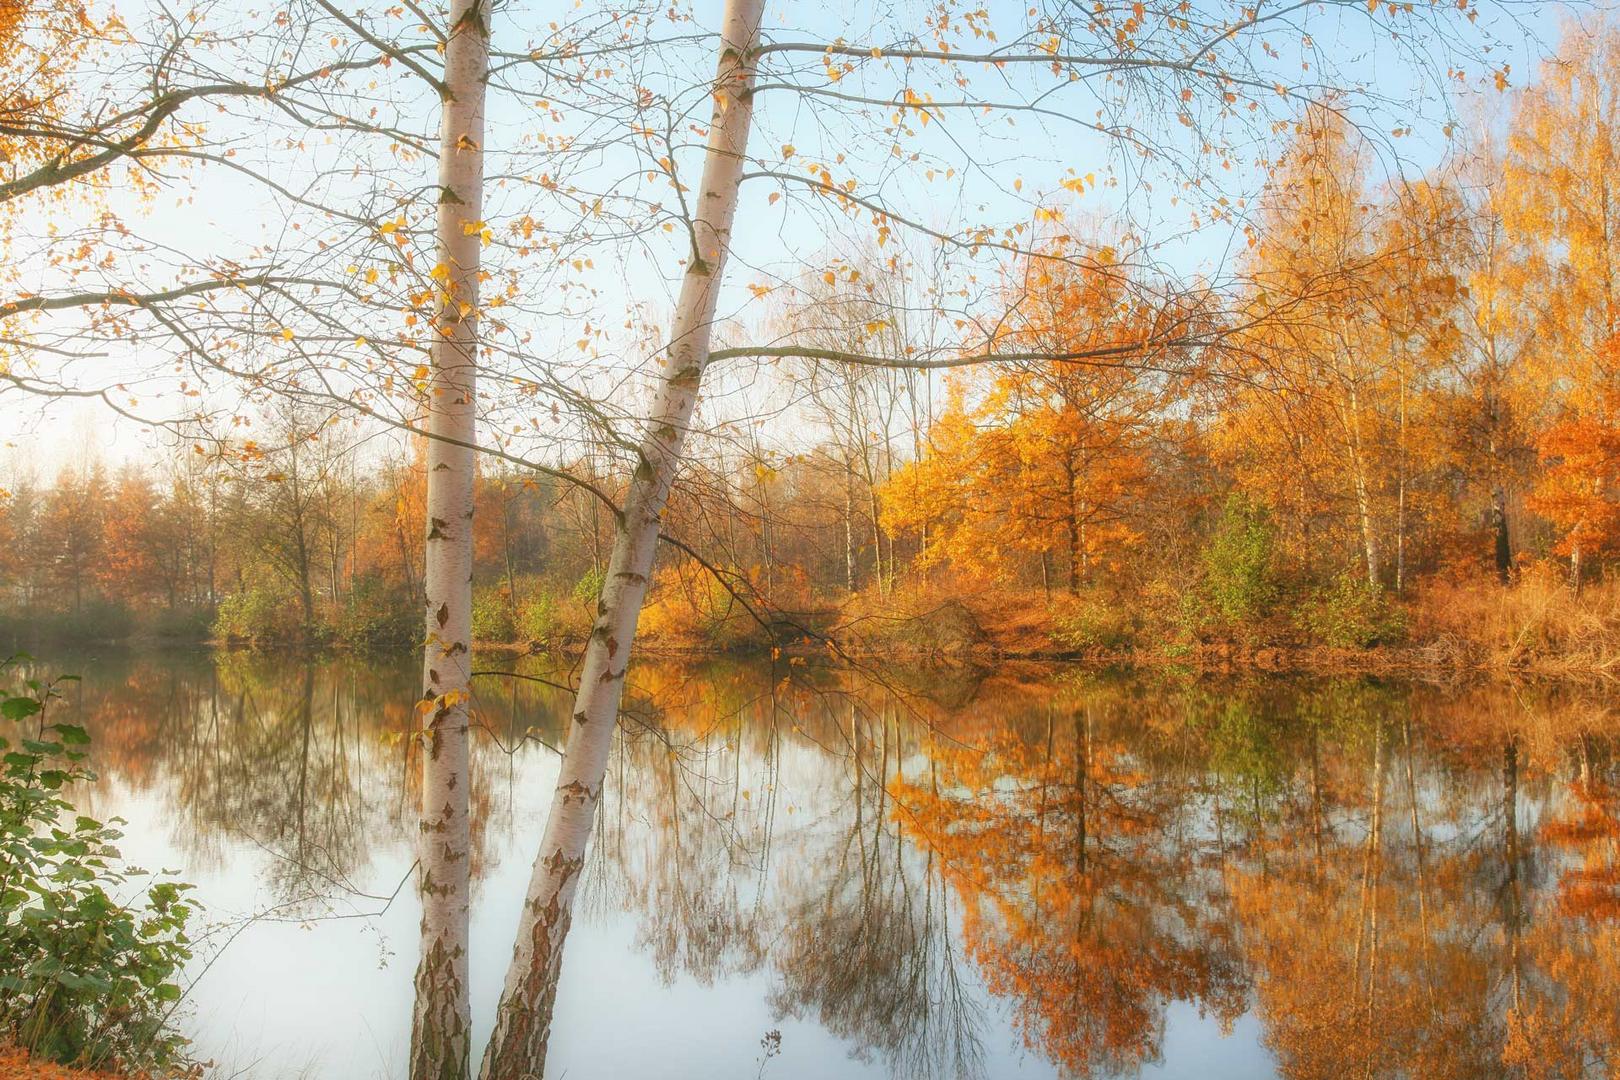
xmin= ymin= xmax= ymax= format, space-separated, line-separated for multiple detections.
xmin=9 ymin=47 xmax=1620 ymax=658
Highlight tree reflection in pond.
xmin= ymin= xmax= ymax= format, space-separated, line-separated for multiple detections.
xmin=15 ymin=651 xmax=1620 ymax=1079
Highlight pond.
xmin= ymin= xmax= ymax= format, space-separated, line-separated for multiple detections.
xmin=12 ymin=649 xmax=1619 ymax=1079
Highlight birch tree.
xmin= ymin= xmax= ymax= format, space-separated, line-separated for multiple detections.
xmin=411 ymin=0 xmax=490 ymax=1072
xmin=480 ymin=4 xmax=766 ymax=1074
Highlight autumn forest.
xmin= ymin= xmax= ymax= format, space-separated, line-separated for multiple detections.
xmin=3 ymin=0 xmax=1620 ymax=1077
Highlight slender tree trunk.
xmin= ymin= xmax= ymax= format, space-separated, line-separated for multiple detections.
xmin=410 ymin=0 xmax=488 ymax=1073
xmin=1503 ymin=738 xmax=1523 ymax=1011
xmin=1491 ymin=485 xmax=1513 ymax=584
xmin=1395 ymin=359 xmax=1407 ymax=594
xmin=843 ymin=451 xmax=857 ymax=593
xmin=479 ymin=7 xmax=763 ymax=1076
xmin=1346 ymin=398 xmax=1379 ymax=587
xmin=1064 ymin=452 xmax=1081 ymax=595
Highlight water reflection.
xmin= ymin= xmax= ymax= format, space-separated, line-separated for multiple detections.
xmin=15 ymin=652 xmax=1620 ymax=1079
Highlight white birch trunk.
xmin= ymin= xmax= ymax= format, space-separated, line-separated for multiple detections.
xmin=410 ymin=0 xmax=488 ymax=1074
xmin=477 ymin=4 xmax=764 ymax=1076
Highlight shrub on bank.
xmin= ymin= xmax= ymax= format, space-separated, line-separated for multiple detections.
xmin=333 ymin=578 xmax=417 ymax=649
xmin=1051 ymin=590 xmax=1138 ymax=651
xmin=1174 ymin=495 xmax=1288 ymax=644
xmin=0 ymin=665 xmax=197 ymax=1072
xmin=470 ymin=585 xmax=516 ymax=642
xmin=211 ymin=585 xmax=309 ymax=644
xmin=1 ymin=602 xmax=138 ymax=645
xmin=640 ymin=563 xmax=770 ymax=651
xmin=531 ymin=568 xmax=614 ymax=645
xmin=1297 ymin=571 xmax=1408 ymax=648
xmin=146 ymin=605 xmax=213 ymax=641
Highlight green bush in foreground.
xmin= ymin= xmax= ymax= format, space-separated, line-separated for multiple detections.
xmin=0 ymin=662 xmax=197 ymax=1071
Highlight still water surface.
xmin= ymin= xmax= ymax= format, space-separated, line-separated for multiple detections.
xmin=15 ymin=650 xmax=1620 ymax=1079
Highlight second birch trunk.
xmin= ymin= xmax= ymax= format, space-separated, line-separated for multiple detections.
xmin=477 ymin=4 xmax=765 ymax=1076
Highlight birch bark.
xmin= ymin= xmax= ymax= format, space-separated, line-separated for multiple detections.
xmin=410 ymin=0 xmax=488 ymax=1074
xmin=478 ymin=4 xmax=764 ymax=1076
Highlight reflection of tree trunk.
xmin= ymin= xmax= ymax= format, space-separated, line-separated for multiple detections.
xmin=1310 ymin=725 xmax=1324 ymax=871
xmin=1504 ymin=738 xmax=1523 ymax=1012
xmin=479 ymin=9 xmax=763 ymax=1075
xmin=294 ymin=664 xmax=314 ymax=872
xmin=1403 ymin=717 xmax=1434 ymax=1007
xmin=1075 ymin=707 xmax=1091 ymax=874
xmin=1353 ymin=725 xmax=1384 ymax=1003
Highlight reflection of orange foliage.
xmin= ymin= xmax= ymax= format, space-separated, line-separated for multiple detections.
xmin=1501 ymin=923 xmax=1620 ymax=1080
xmin=1541 ymin=780 xmax=1620 ymax=924
xmin=893 ymin=715 xmax=1245 ymax=1077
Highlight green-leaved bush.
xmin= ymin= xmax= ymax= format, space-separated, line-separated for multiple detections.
xmin=333 ymin=577 xmax=417 ymax=649
xmin=212 ymin=585 xmax=308 ymax=644
xmin=471 ymin=586 xmax=517 ymax=642
xmin=1051 ymin=591 xmax=1137 ymax=651
xmin=517 ymin=589 xmax=562 ymax=644
xmin=1201 ymin=495 xmax=1282 ymax=626
xmin=1 ymin=662 xmax=197 ymax=1071
xmin=1298 ymin=571 xmax=1408 ymax=648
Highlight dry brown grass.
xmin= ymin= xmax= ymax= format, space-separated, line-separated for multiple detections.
xmin=0 ymin=1044 xmax=156 ymax=1080
xmin=1413 ymin=562 xmax=1620 ymax=675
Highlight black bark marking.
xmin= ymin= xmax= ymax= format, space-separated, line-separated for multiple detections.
xmin=436 ymin=602 xmax=450 ymax=628
xmin=557 ymin=779 xmax=596 ymax=805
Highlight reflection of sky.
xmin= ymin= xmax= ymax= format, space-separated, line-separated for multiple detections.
xmin=96 ymin=733 xmax=1088 ymax=1079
